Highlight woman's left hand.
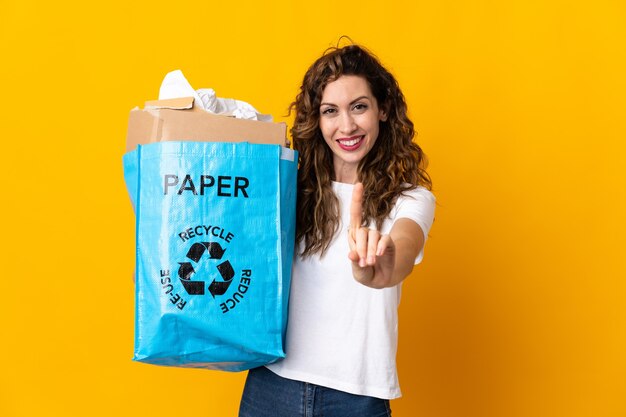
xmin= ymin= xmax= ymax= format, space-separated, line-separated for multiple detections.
xmin=347 ymin=183 xmax=397 ymax=289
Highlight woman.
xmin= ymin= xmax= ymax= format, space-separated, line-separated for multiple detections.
xmin=239 ymin=43 xmax=435 ymax=417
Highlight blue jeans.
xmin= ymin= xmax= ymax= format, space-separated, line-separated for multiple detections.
xmin=238 ymin=366 xmax=392 ymax=417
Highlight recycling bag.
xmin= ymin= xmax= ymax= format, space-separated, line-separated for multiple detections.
xmin=123 ymin=141 xmax=297 ymax=371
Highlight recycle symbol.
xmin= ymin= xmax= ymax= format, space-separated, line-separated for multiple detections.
xmin=177 ymin=242 xmax=234 ymax=297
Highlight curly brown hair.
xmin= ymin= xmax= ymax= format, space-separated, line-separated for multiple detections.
xmin=292 ymin=43 xmax=432 ymax=257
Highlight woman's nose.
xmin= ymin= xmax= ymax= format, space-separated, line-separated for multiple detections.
xmin=339 ymin=112 xmax=357 ymax=134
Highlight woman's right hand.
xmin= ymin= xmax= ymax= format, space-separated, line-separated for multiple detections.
xmin=347 ymin=183 xmax=396 ymax=289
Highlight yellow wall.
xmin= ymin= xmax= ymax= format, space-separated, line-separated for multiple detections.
xmin=1 ymin=1 xmax=624 ymax=416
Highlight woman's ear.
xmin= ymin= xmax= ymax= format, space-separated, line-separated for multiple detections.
xmin=379 ymin=102 xmax=389 ymax=122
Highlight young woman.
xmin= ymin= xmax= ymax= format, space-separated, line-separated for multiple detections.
xmin=239 ymin=43 xmax=436 ymax=417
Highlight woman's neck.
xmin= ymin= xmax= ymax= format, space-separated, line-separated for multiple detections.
xmin=333 ymin=161 xmax=358 ymax=184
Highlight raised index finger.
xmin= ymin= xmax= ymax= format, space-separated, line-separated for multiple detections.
xmin=350 ymin=182 xmax=364 ymax=231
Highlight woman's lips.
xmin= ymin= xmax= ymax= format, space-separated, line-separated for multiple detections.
xmin=336 ymin=135 xmax=364 ymax=151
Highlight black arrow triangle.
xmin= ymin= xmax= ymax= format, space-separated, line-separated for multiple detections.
xmin=208 ymin=280 xmax=231 ymax=298
xmin=186 ymin=242 xmax=207 ymax=262
xmin=178 ymin=262 xmax=204 ymax=295
xmin=187 ymin=242 xmax=206 ymax=262
xmin=217 ymin=260 xmax=234 ymax=281
xmin=208 ymin=261 xmax=235 ymax=298
xmin=178 ymin=262 xmax=195 ymax=280
xmin=204 ymin=242 xmax=226 ymax=260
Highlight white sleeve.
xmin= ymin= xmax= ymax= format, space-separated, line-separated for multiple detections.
xmin=392 ymin=187 xmax=436 ymax=264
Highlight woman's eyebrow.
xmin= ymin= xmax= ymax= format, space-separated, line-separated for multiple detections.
xmin=349 ymin=95 xmax=371 ymax=105
xmin=320 ymin=96 xmax=371 ymax=107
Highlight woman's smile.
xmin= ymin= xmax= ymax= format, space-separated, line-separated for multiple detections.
xmin=336 ymin=135 xmax=365 ymax=150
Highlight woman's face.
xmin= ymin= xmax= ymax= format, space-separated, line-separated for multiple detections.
xmin=319 ymin=75 xmax=387 ymax=183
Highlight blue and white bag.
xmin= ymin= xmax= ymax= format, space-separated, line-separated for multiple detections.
xmin=123 ymin=141 xmax=297 ymax=371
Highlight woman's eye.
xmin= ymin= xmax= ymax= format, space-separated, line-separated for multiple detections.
xmin=353 ymin=103 xmax=368 ymax=111
xmin=321 ymin=108 xmax=336 ymax=115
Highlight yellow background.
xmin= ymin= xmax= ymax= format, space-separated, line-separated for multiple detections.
xmin=1 ymin=0 xmax=624 ymax=416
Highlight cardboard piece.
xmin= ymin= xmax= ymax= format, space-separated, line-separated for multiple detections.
xmin=126 ymin=97 xmax=287 ymax=152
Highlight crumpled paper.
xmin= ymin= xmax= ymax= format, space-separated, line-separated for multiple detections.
xmin=158 ymin=70 xmax=272 ymax=122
